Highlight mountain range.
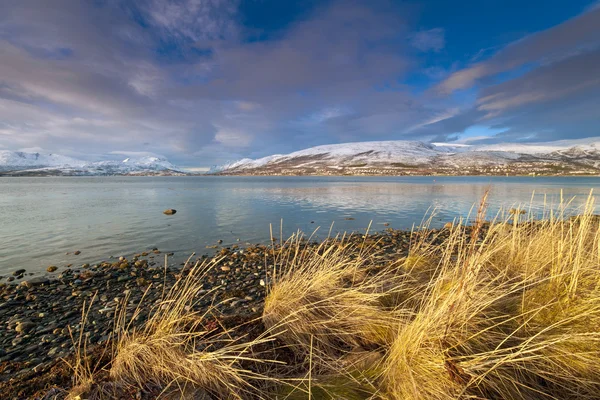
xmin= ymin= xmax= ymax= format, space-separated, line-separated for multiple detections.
xmin=0 ymin=151 xmax=184 ymax=176
xmin=210 ymin=139 xmax=600 ymax=176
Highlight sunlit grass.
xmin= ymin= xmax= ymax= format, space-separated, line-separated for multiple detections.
xmin=66 ymin=192 xmax=600 ymax=399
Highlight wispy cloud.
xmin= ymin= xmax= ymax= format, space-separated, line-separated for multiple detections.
xmin=409 ymin=28 xmax=445 ymax=52
xmin=0 ymin=0 xmax=598 ymax=165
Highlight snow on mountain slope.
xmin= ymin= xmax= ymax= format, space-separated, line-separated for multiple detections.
xmin=213 ymin=138 xmax=600 ymax=174
xmin=0 ymin=151 xmax=87 ymax=170
xmin=210 ymin=155 xmax=284 ymax=173
xmin=213 ymin=141 xmax=449 ymax=172
xmin=0 ymin=151 xmax=182 ymax=175
xmin=92 ymin=155 xmax=179 ymax=172
xmin=471 ymin=138 xmax=600 ymax=155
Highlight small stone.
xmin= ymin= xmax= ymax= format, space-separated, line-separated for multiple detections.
xmin=47 ymin=266 xmax=58 ymax=273
xmin=21 ymin=277 xmax=49 ymax=288
xmin=13 ymin=269 xmax=26 ymax=276
xmin=163 ymin=209 xmax=177 ymax=215
xmin=136 ymin=277 xmax=148 ymax=287
xmin=15 ymin=320 xmax=35 ymax=334
xmin=74 ymin=251 xmax=81 ymax=255
xmin=220 ymin=266 xmax=231 ymax=272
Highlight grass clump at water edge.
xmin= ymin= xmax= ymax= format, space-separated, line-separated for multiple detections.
xmin=64 ymin=192 xmax=600 ymax=399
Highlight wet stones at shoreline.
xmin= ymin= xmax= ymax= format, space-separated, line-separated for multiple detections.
xmin=0 ymin=228 xmax=422 ymax=389
xmin=0 ymin=250 xmax=277 ymax=382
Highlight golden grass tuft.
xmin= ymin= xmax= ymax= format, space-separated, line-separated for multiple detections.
xmin=67 ymin=259 xmax=276 ymax=400
xmin=262 ymin=234 xmax=403 ymax=366
xmin=66 ymin=192 xmax=600 ymax=399
xmin=264 ymin=192 xmax=600 ymax=399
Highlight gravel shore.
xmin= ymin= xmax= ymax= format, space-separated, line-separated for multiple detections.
xmin=0 ymin=229 xmax=418 ymax=398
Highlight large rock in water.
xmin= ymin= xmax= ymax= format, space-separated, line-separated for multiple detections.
xmin=163 ymin=209 xmax=177 ymax=215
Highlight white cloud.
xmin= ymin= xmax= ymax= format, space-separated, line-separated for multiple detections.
xmin=437 ymin=7 xmax=600 ymax=93
xmin=214 ymin=127 xmax=253 ymax=147
xmin=144 ymin=0 xmax=240 ymax=42
xmin=409 ymin=28 xmax=445 ymax=52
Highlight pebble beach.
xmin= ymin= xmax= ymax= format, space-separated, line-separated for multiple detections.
xmin=0 ymin=228 xmax=420 ymax=399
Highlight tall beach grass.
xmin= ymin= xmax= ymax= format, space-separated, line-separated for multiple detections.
xmin=67 ymin=192 xmax=600 ymax=399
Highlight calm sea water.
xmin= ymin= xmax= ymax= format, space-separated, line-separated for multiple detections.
xmin=1 ymin=176 xmax=599 ymax=275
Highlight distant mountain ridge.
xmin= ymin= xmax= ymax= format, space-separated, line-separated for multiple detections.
xmin=0 ymin=151 xmax=185 ymax=176
xmin=210 ymin=139 xmax=600 ymax=176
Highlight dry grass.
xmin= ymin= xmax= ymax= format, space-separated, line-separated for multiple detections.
xmin=67 ymin=259 xmax=277 ymax=400
xmin=262 ymin=233 xmax=403 ymax=366
xmin=66 ymin=192 xmax=600 ymax=399
xmin=264 ymin=193 xmax=600 ymax=399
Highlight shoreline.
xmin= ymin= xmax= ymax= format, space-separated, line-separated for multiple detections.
xmin=0 ymin=228 xmax=417 ymax=398
xmin=3 ymin=173 xmax=600 ymax=178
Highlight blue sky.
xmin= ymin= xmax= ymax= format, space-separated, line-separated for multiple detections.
xmin=1 ymin=0 xmax=599 ymax=168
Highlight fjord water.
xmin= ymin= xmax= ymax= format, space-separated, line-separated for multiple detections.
xmin=1 ymin=176 xmax=599 ymax=275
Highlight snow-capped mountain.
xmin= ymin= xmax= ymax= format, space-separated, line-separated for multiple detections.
xmin=211 ymin=139 xmax=600 ymax=176
xmin=0 ymin=151 xmax=185 ymax=176
xmin=0 ymin=151 xmax=88 ymax=170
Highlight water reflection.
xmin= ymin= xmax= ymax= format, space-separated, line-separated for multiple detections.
xmin=0 ymin=176 xmax=598 ymax=274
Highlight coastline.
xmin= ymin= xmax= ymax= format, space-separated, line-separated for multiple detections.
xmin=0 ymin=228 xmax=416 ymax=398
xmin=2 ymin=210 xmax=600 ymax=399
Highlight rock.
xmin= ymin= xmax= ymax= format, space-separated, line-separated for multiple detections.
xmin=74 ymin=250 xmax=81 ymax=255
xmin=220 ymin=266 xmax=231 ymax=272
xmin=21 ymin=277 xmax=49 ymax=288
xmin=13 ymin=269 xmax=26 ymax=276
xmin=163 ymin=209 xmax=177 ymax=215
xmin=136 ymin=277 xmax=148 ymax=287
xmin=15 ymin=320 xmax=35 ymax=334
xmin=47 ymin=266 xmax=58 ymax=273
